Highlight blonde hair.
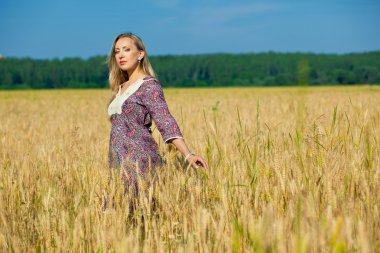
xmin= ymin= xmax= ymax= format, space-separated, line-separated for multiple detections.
xmin=107 ymin=32 xmax=156 ymax=100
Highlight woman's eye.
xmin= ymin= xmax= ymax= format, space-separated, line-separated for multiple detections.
xmin=125 ymin=48 xmax=130 ymax=52
xmin=115 ymin=51 xmax=119 ymax=54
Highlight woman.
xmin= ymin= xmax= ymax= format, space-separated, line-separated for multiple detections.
xmin=107 ymin=32 xmax=208 ymax=195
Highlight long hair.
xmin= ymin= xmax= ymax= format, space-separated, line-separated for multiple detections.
xmin=107 ymin=32 xmax=156 ymax=102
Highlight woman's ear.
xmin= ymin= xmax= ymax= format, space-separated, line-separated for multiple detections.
xmin=139 ymin=50 xmax=146 ymax=60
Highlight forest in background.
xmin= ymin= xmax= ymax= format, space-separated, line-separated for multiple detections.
xmin=0 ymin=51 xmax=379 ymax=89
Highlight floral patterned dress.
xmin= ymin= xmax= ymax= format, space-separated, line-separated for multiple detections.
xmin=108 ymin=76 xmax=183 ymax=193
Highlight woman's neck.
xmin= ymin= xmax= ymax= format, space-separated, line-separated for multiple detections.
xmin=127 ymin=67 xmax=146 ymax=83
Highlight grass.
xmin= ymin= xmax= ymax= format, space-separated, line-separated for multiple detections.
xmin=0 ymin=86 xmax=379 ymax=252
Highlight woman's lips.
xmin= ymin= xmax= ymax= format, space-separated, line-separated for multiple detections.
xmin=119 ymin=61 xmax=126 ymax=65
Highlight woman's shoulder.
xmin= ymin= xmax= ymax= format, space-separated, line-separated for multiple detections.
xmin=135 ymin=76 xmax=162 ymax=97
xmin=141 ymin=76 xmax=161 ymax=89
xmin=142 ymin=75 xmax=159 ymax=83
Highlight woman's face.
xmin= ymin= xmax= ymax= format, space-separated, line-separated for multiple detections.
xmin=114 ymin=37 xmax=143 ymax=72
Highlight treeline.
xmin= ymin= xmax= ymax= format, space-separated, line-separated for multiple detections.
xmin=0 ymin=51 xmax=379 ymax=89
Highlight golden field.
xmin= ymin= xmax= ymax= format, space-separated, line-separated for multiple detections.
xmin=0 ymin=86 xmax=379 ymax=252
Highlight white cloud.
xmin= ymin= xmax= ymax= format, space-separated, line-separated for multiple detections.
xmin=181 ymin=3 xmax=285 ymax=36
xmin=149 ymin=2 xmax=285 ymax=40
xmin=204 ymin=3 xmax=280 ymax=23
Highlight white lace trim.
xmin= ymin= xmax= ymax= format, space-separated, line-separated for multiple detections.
xmin=164 ymin=136 xmax=184 ymax=143
xmin=108 ymin=78 xmax=154 ymax=116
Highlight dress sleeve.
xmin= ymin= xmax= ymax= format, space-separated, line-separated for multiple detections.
xmin=140 ymin=79 xmax=184 ymax=143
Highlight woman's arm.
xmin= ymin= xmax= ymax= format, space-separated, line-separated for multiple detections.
xmin=169 ymin=138 xmax=208 ymax=169
xmin=140 ymin=79 xmax=208 ymax=169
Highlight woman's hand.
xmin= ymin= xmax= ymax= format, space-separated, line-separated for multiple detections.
xmin=187 ymin=154 xmax=208 ymax=169
xmin=169 ymin=138 xmax=209 ymax=169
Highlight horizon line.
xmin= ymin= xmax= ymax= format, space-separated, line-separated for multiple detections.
xmin=1 ymin=49 xmax=379 ymax=60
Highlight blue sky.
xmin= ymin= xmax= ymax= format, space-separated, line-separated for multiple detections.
xmin=0 ymin=0 xmax=379 ymax=59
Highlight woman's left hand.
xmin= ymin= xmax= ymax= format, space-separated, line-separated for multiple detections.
xmin=187 ymin=155 xmax=208 ymax=169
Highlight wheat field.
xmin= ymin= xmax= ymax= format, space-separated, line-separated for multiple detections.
xmin=0 ymin=86 xmax=379 ymax=252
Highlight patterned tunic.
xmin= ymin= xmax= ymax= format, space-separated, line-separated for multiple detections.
xmin=108 ymin=76 xmax=183 ymax=193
